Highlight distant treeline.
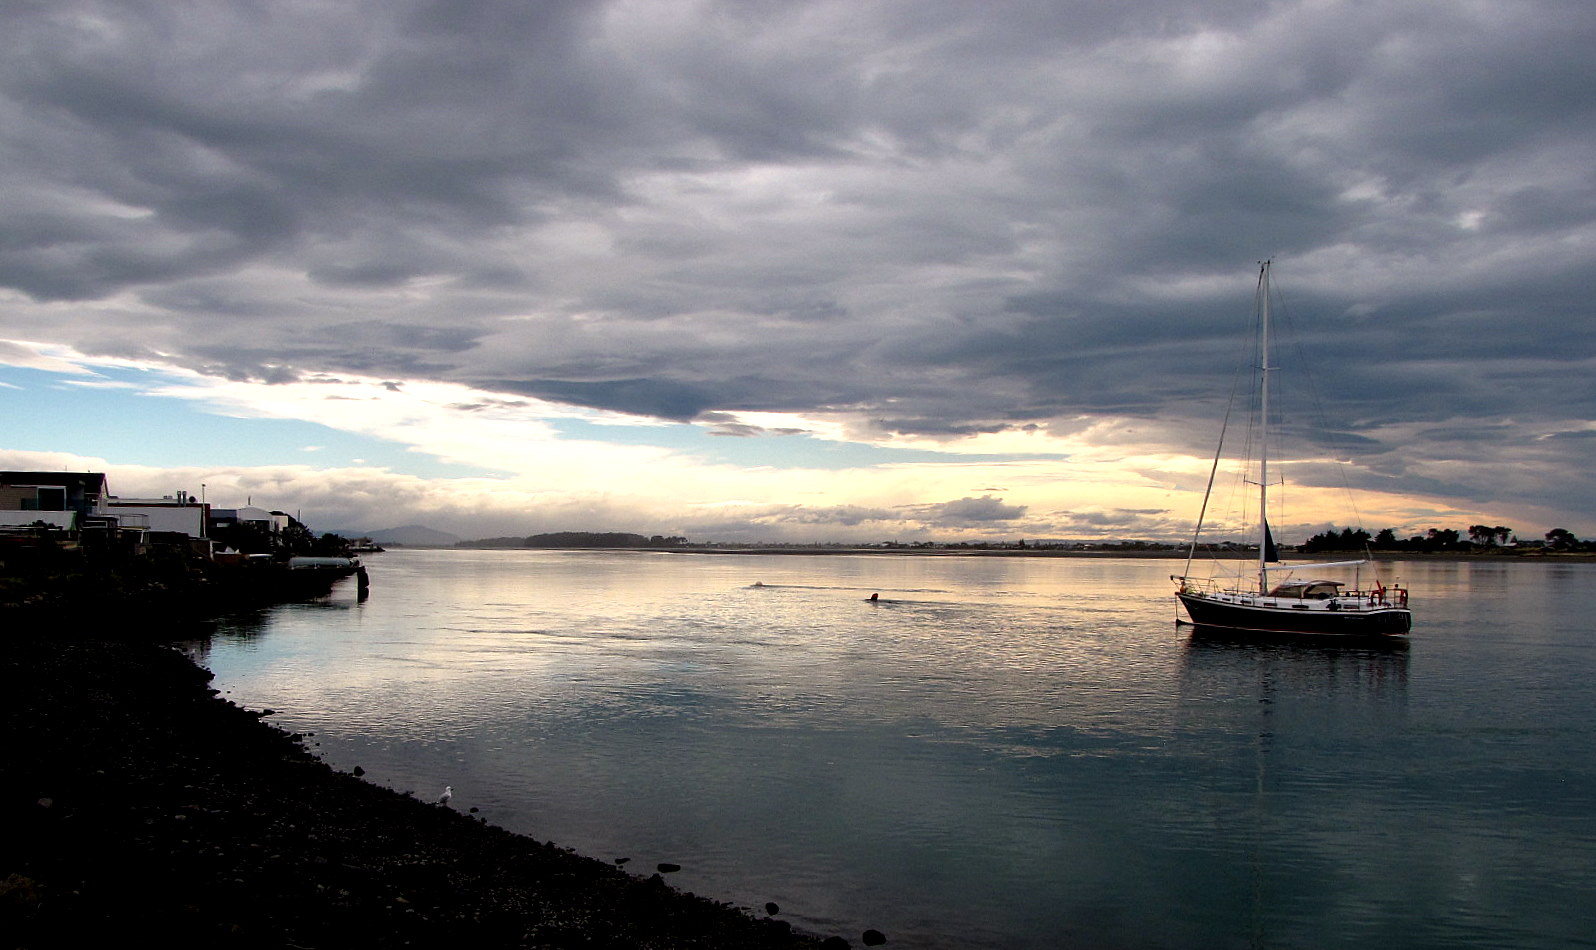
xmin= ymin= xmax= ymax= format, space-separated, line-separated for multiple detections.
xmin=1303 ymin=525 xmax=1593 ymax=554
xmin=459 ymin=532 xmax=687 ymax=549
xmin=452 ymin=526 xmax=1593 ymax=554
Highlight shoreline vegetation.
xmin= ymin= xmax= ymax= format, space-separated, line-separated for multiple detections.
xmin=0 ymin=549 xmax=848 ymax=948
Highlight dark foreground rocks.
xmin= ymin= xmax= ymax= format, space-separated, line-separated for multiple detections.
xmin=1 ymin=634 xmax=831 ymax=949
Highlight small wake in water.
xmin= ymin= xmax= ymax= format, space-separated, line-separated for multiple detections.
xmin=747 ymin=581 xmax=949 ymax=594
xmin=748 ymin=580 xmax=1032 ymax=611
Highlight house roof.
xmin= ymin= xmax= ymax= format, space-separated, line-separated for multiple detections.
xmin=1 ymin=471 xmax=109 ymax=493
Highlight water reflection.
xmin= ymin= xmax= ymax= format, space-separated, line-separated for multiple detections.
xmin=1177 ymin=625 xmax=1411 ymax=741
xmin=1167 ymin=628 xmax=1421 ymax=947
xmin=190 ymin=551 xmax=1596 ymax=950
xmin=1181 ymin=627 xmax=1410 ymax=692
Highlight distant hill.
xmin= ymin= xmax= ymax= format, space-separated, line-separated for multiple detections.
xmin=461 ymin=536 xmax=528 ymax=549
xmin=361 ymin=524 xmax=463 ymax=547
xmin=525 ymin=532 xmax=651 ymax=548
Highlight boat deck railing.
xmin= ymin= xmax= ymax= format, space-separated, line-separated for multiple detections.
xmin=1174 ymin=576 xmax=1409 ymax=609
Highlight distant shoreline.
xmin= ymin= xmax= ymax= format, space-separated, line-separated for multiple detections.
xmin=439 ymin=544 xmax=1596 ymax=562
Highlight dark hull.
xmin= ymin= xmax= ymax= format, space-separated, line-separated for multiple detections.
xmin=1177 ymin=592 xmax=1411 ymax=637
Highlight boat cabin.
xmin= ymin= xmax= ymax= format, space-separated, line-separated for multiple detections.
xmin=1266 ymin=580 xmax=1344 ymax=600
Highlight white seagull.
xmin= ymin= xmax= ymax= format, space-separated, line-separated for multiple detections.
xmin=438 ymin=785 xmax=453 ymax=805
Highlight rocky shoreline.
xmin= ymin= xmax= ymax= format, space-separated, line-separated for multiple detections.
xmin=1 ymin=630 xmax=848 ymax=948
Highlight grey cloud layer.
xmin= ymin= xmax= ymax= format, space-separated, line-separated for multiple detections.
xmin=3 ymin=0 xmax=1594 ymax=522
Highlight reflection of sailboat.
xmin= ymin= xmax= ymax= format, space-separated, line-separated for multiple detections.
xmin=1182 ymin=629 xmax=1411 ymax=685
xmin=1177 ymin=633 xmax=1411 ymax=751
xmin=1175 ymin=632 xmax=1409 ymax=946
xmin=1173 ymin=262 xmax=1412 ymax=638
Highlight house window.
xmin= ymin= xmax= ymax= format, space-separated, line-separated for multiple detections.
xmin=36 ymin=487 xmax=66 ymax=511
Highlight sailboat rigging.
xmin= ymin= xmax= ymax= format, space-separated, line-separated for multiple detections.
xmin=1173 ymin=261 xmax=1413 ymax=637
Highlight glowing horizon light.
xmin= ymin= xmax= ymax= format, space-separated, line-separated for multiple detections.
xmin=0 ymin=339 xmax=1564 ymax=543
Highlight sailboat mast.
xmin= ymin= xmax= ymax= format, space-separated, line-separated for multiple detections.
xmin=1257 ymin=260 xmax=1272 ymax=594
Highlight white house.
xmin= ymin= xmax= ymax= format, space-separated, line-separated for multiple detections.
xmin=106 ymin=491 xmax=209 ymax=538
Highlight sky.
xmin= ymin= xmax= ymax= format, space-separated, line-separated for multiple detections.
xmin=2 ymin=0 xmax=1593 ymax=544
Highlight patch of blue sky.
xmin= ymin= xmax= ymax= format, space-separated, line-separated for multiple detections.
xmin=0 ymin=364 xmax=492 ymax=477
xmin=551 ymin=417 xmax=1055 ymax=469
xmin=2 ymin=359 xmax=1059 ymax=477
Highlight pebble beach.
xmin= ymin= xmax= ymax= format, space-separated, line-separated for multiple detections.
xmin=1 ymin=630 xmax=845 ymax=949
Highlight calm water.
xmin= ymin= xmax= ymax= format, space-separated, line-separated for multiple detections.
xmin=189 ymin=551 xmax=1596 ymax=949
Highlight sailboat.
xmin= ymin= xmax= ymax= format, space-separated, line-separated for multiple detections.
xmin=1173 ymin=261 xmax=1412 ymax=638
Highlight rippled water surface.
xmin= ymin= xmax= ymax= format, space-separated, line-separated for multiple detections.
xmin=191 ymin=551 xmax=1596 ymax=948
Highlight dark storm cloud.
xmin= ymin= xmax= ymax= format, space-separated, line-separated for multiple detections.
xmin=698 ymin=412 xmax=807 ymax=438
xmin=915 ymin=496 xmax=1028 ymax=525
xmin=3 ymin=0 xmax=1595 ymax=521
xmin=494 ymin=377 xmax=717 ymax=422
